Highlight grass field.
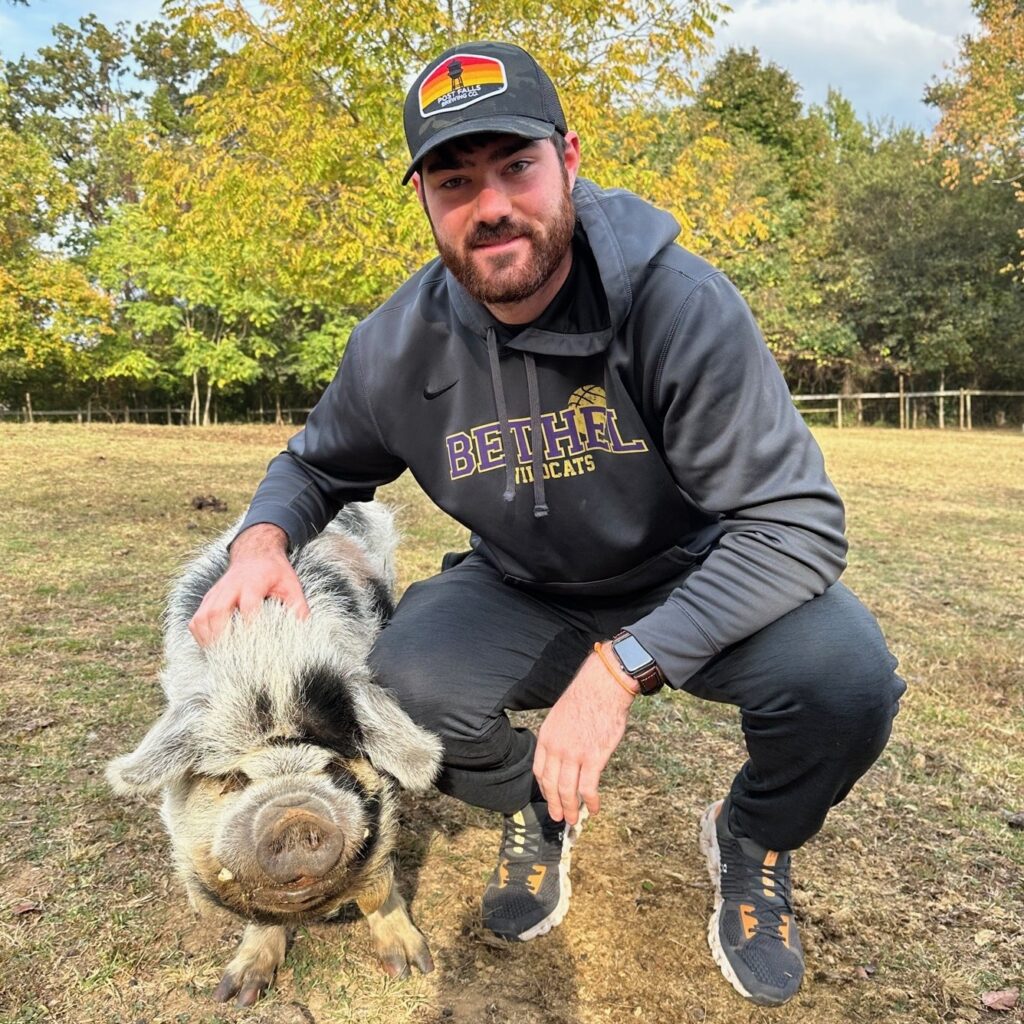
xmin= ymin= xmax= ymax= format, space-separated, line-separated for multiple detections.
xmin=0 ymin=424 xmax=1021 ymax=1024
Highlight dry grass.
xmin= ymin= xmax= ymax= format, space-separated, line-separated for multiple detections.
xmin=0 ymin=424 xmax=1021 ymax=1024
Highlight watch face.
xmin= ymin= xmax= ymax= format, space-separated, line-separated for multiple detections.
xmin=613 ymin=635 xmax=654 ymax=675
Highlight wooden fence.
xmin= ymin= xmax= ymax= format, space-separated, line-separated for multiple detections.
xmin=791 ymin=389 xmax=1024 ymax=430
xmin=3 ymin=390 xmax=1024 ymax=429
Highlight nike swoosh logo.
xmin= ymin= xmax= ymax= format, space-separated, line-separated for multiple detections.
xmin=423 ymin=380 xmax=458 ymax=400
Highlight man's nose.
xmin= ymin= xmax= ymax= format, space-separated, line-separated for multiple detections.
xmin=474 ymin=183 xmax=513 ymax=224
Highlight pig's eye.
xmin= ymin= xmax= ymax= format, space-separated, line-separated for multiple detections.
xmin=218 ymin=772 xmax=249 ymax=795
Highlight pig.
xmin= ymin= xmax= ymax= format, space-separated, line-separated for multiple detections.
xmin=106 ymin=502 xmax=442 ymax=1006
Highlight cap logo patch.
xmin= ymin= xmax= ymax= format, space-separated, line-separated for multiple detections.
xmin=418 ymin=53 xmax=507 ymax=118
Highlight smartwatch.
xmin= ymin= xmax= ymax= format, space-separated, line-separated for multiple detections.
xmin=610 ymin=631 xmax=666 ymax=695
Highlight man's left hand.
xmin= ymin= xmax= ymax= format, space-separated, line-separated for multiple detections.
xmin=533 ymin=647 xmax=636 ymax=825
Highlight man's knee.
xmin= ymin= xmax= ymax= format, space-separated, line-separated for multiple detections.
xmin=369 ymin=622 xmax=506 ymax=750
xmin=368 ymin=625 xmax=452 ymax=733
xmin=732 ymin=584 xmax=904 ymax=744
xmin=787 ymin=596 xmax=905 ymax=753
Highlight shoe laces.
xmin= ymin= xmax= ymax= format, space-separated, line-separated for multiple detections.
xmin=719 ymin=832 xmax=794 ymax=941
xmin=500 ymin=806 xmax=564 ymax=863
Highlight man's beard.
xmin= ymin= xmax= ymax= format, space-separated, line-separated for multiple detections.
xmin=431 ymin=176 xmax=576 ymax=307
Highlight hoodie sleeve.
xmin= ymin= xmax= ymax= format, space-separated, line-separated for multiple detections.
xmin=624 ymin=272 xmax=848 ymax=688
xmin=237 ymin=333 xmax=407 ymax=549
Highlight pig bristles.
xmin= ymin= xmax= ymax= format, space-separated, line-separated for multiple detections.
xmin=106 ymin=501 xmax=442 ymax=795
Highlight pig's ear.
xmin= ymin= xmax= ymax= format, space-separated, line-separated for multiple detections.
xmin=106 ymin=701 xmax=203 ymax=795
xmin=351 ymin=683 xmax=443 ymax=793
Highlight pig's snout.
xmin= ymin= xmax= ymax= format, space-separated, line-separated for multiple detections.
xmin=253 ymin=798 xmax=345 ymax=884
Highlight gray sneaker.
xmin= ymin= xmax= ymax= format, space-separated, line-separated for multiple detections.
xmin=482 ymin=799 xmax=586 ymax=941
xmin=699 ymin=799 xmax=804 ymax=1006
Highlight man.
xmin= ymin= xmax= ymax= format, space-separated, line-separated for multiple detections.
xmin=190 ymin=42 xmax=904 ymax=1007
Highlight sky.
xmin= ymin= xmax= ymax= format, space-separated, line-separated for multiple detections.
xmin=0 ymin=0 xmax=980 ymax=132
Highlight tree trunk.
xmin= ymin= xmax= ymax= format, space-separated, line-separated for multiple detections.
xmin=190 ymin=372 xmax=200 ymax=427
xmin=24 ymin=391 xmax=33 ymax=424
xmin=275 ymin=393 xmax=283 ymax=427
xmin=203 ymin=381 xmax=214 ymax=427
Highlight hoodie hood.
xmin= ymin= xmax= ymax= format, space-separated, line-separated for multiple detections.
xmin=445 ymin=178 xmax=681 ymax=355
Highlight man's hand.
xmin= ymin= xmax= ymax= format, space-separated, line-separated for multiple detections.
xmin=533 ymin=646 xmax=636 ymax=826
xmin=188 ymin=523 xmax=310 ymax=647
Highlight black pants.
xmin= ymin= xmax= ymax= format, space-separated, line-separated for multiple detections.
xmin=369 ymin=552 xmax=905 ymax=852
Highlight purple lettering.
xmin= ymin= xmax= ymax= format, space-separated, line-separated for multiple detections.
xmin=509 ymin=419 xmax=533 ymax=464
xmin=472 ymin=424 xmax=505 ymax=472
xmin=606 ymin=410 xmax=648 ymax=453
xmin=542 ymin=409 xmax=585 ymax=459
xmin=446 ymin=433 xmax=476 ymax=479
xmin=579 ymin=405 xmax=609 ymax=450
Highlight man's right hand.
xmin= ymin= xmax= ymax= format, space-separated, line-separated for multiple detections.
xmin=188 ymin=523 xmax=311 ymax=647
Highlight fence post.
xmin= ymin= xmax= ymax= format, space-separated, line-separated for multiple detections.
xmin=836 ymin=398 xmax=843 ymax=429
xmin=938 ymin=373 xmax=945 ymax=429
xmin=966 ymin=391 xmax=973 ymax=430
xmin=898 ymin=376 xmax=905 ymax=429
xmin=958 ymin=389 xmax=965 ymax=430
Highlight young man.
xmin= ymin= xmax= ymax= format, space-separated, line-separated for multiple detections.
xmin=189 ymin=42 xmax=904 ymax=1006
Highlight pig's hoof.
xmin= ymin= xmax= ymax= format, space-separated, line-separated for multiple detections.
xmin=214 ymin=922 xmax=287 ymax=1005
xmin=212 ymin=965 xmax=275 ymax=1006
xmin=374 ymin=928 xmax=435 ymax=979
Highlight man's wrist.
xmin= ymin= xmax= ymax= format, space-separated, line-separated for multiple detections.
xmin=607 ymin=631 xmax=667 ymax=695
xmin=592 ymin=642 xmax=641 ymax=698
xmin=228 ymin=523 xmax=290 ymax=561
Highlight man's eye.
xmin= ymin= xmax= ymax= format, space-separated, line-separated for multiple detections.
xmin=439 ymin=177 xmax=466 ymax=190
xmin=507 ymin=160 xmax=531 ymax=174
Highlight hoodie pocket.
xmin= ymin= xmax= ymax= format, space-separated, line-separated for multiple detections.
xmin=502 ymin=524 xmax=723 ymax=598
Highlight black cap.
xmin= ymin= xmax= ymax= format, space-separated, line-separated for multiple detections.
xmin=402 ymin=41 xmax=567 ymax=184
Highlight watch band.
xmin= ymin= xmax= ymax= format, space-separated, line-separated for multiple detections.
xmin=610 ymin=631 xmax=666 ymax=695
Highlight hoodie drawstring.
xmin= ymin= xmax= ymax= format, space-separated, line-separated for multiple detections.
xmin=485 ymin=328 xmax=549 ymax=518
xmin=486 ymin=328 xmax=517 ymax=504
xmin=523 ymin=352 xmax=549 ymax=518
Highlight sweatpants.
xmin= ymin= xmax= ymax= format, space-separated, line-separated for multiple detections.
xmin=369 ymin=551 xmax=905 ymax=852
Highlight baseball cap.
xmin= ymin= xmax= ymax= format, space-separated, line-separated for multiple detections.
xmin=402 ymin=41 xmax=567 ymax=184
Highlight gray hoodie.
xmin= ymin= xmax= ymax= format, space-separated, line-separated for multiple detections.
xmin=240 ymin=179 xmax=848 ymax=687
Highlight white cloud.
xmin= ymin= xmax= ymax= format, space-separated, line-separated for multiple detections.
xmin=707 ymin=0 xmax=979 ymax=129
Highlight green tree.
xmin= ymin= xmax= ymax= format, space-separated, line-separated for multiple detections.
xmin=3 ymin=15 xmax=222 ymax=250
xmin=694 ymin=51 xmax=852 ymax=383
xmin=835 ymin=128 xmax=1024 ymax=390
xmin=0 ymin=89 xmax=112 ymax=409
xmin=697 ymin=48 xmax=831 ymax=201
xmin=930 ymin=0 xmax=1024 ymax=268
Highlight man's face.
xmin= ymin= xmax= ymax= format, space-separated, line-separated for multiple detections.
xmin=414 ymin=132 xmax=580 ymax=308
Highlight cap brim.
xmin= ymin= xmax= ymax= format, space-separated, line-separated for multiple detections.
xmin=401 ymin=115 xmax=556 ymax=184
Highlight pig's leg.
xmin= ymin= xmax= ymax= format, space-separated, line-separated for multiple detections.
xmin=212 ymin=923 xmax=287 ymax=1006
xmin=358 ymin=863 xmax=434 ymax=978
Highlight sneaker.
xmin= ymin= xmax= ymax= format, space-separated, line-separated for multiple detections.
xmin=481 ymin=799 xmax=587 ymax=941
xmin=699 ymin=799 xmax=804 ymax=1006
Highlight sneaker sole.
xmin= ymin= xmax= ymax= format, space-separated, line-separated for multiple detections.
xmin=514 ymin=806 xmax=589 ymax=942
xmin=699 ymin=800 xmax=758 ymax=1003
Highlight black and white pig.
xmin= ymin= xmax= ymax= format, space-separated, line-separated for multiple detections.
xmin=106 ymin=502 xmax=442 ymax=1006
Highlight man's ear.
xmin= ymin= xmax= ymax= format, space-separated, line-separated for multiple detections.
xmin=562 ymin=130 xmax=581 ymax=191
xmin=106 ymin=700 xmax=204 ymax=795
xmin=411 ymin=171 xmax=426 ymax=210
